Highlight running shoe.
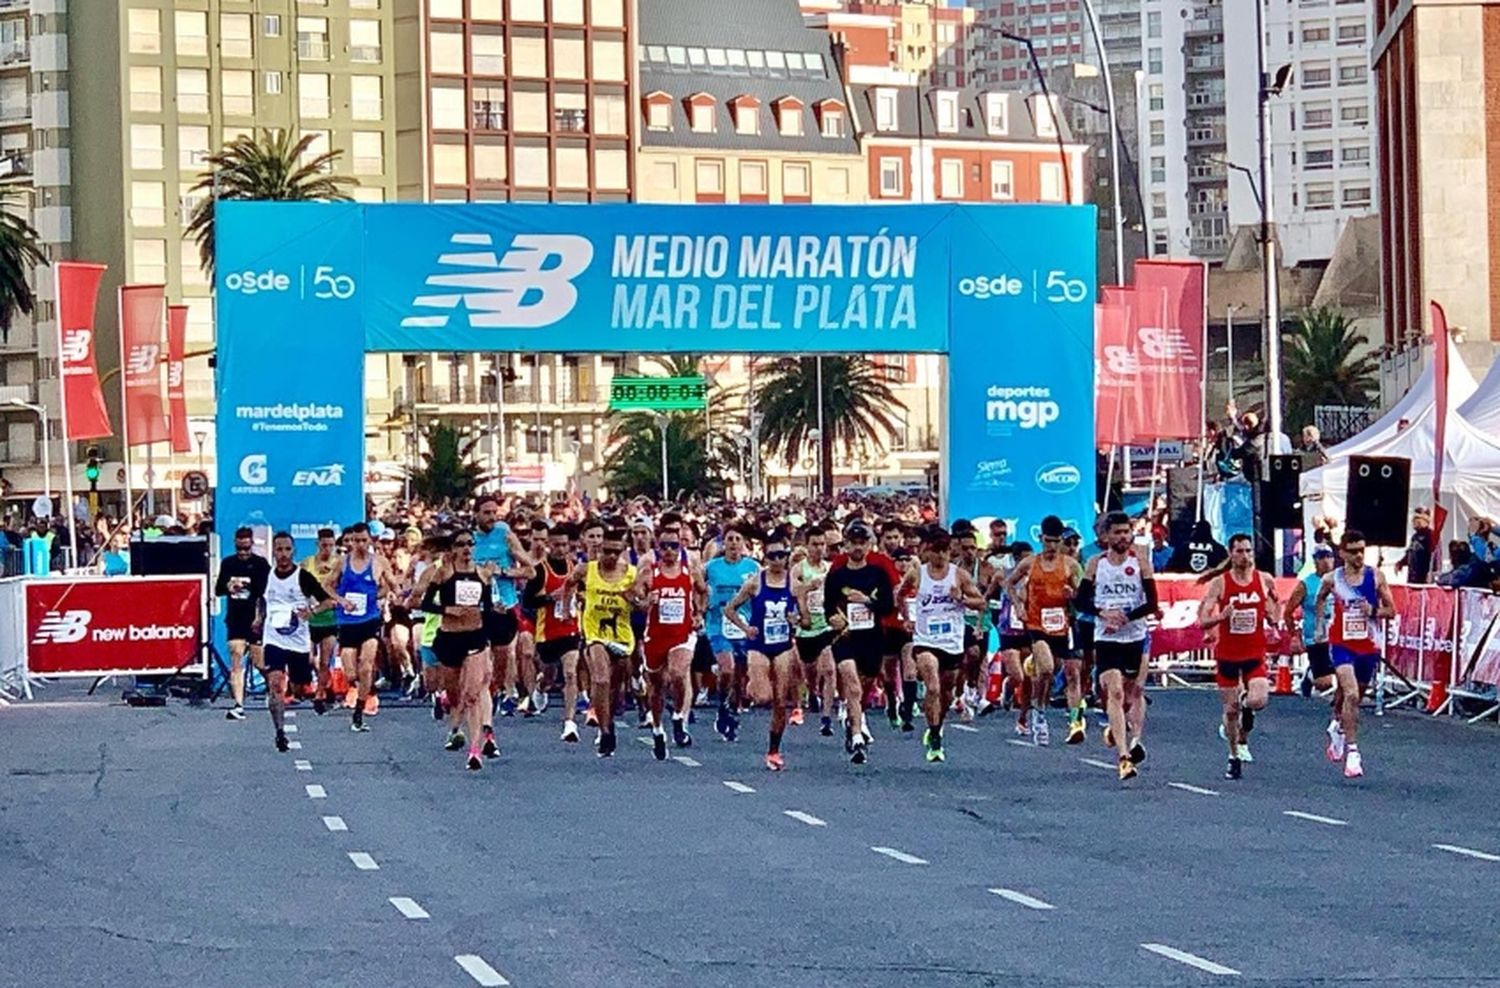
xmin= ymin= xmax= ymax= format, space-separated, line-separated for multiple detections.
xmin=226 ymin=705 xmax=245 ymax=721
xmin=959 ymin=700 xmax=975 ymax=724
xmin=1119 ymin=756 xmax=1138 ymax=781
xmin=597 ymin=731 xmax=617 ymax=758
xmin=844 ymin=719 xmax=855 ymax=754
xmin=724 ymin=714 xmax=739 ymax=743
xmin=636 ymin=704 xmax=651 ymax=729
xmin=859 ymin=723 xmax=874 ymax=746
xmin=849 ymin=741 xmax=868 ymax=764
xmin=653 ymin=732 xmax=667 ymax=761
xmin=820 ymin=716 xmax=834 ymax=738
xmin=765 ymin=752 xmax=785 ymax=772
xmin=499 ymin=695 xmax=517 ymax=718
xmin=351 ymin=718 xmax=370 ymax=733
xmin=1325 ymin=720 xmax=1345 ymax=762
xmin=1235 ymin=742 xmax=1253 ymax=763
xmin=1129 ymin=740 xmax=1147 ymax=765
xmin=1065 ymin=719 xmax=1085 ymax=745
xmin=431 ymin=692 xmax=445 ymax=720
xmin=1343 ymin=747 xmax=1364 ymax=778
xmin=1224 ymin=757 xmax=1243 ymax=780
xmin=374 ymin=676 xmax=391 ymax=692
xmin=519 ymin=695 xmax=537 ymax=719
xmin=977 ymin=700 xmax=998 ymax=718
xmin=482 ymin=732 xmax=499 ymax=759
xmin=900 ymin=716 xmax=915 ymax=733
xmin=445 ymin=730 xmax=466 ymax=751
xmin=467 ymin=750 xmax=483 ymax=772
xmin=1300 ymin=671 xmax=1314 ymax=698
xmin=1033 ymin=713 xmax=1050 ymax=747
xmin=1015 ymin=712 xmax=1031 ymax=737
xmin=714 ymin=706 xmax=730 ymax=740
xmin=694 ymin=688 xmax=709 ymax=707
xmin=789 ymin=707 xmax=804 ymax=727
xmin=313 ymin=696 xmax=327 ymax=716
xmin=577 ymin=692 xmax=592 ymax=714
xmin=888 ymin=711 xmax=901 ymax=731
xmin=275 ymin=731 xmax=289 ymax=752
xmin=671 ymin=717 xmax=692 ymax=748
xmin=561 ymin=721 xmax=580 ymax=744
xmin=531 ymin=688 xmax=549 ymax=714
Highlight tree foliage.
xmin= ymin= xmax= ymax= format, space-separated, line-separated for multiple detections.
xmin=0 ymin=193 xmax=46 ymax=342
xmin=408 ymin=422 xmax=488 ymax=504
xmin=1282 ymin=307 xmax=1380 ymax=433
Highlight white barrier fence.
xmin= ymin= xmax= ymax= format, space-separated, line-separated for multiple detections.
xmin=0 ymin=577 xmax=29 ymax=701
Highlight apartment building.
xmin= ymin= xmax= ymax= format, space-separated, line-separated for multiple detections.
xmin=970 ymin=0 xmax=1085 ymax=83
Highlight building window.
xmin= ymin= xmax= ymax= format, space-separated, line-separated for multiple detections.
xmin=1336 ymin=20 xmax=1366 ymax=44
xmin=351 ymin=76 xmax=383 ymax=120
xmin=733 ymin=100 xmax=759 ymax=135
xmin=299 ymin=73 xmax=331 ymax=118
xmin=783 ymin=161 xmax=810 ymax=199
xmin=1303 ymin=103 xmax=1333 ymax=129
xmin=524 ymin=427 xmax=552 ymax=455
xmin=1302 ymin=21 xmax=1330 ymax=42
xmin=1039 ymin=161 xmax=1064 ymax=202
xmin=178 ymin=69 xmax=209 ymax=113
xmin=591 ymin=0 xmax=625 ymax=28
xmin=349 ymin=19 xmax=382 ymax=63
xmin=472 ymin=33 xmax=505 ymax=75
xmin=222 ymin=70 xmax=254 ymax=116
xmin=513 ymin=89 xmax=547 ymax=132
xmin=651 ymin=160 xmax=678 ymax=190
xmin=430 ymin=30 xmax=465 ymax=74
xmin=938 ymin=158 xmax=963 ymax=198
xmin=130 ymin=182 xmax=166 ymax=227
xmin=989 ymin=160 xmax=1013 ymax=199
xmin=592 ymin=38 xmax=626 ymax=81
xmin=512 ymin=34 xmax=547 ymax=77
xmin=596 ymin=148 xmax=628 ymax=191
xmin=178 ymin=125 xmax=209 ymax=170
xmin=221 ymin=13 xmax=253 ymax=58
xmin=776 ymin=102 xmax=803 ymax=136
xmin=878 ymin=156 xmax=903 ymax=197
xmin=1147 ymin=47 xmax=1162 ymax=73
xmin=555 ymin=145 xmax=589 ymax=188
xmin=819 ymin=105 xmax=846 ymax=138
xmin=594 ymin=91 xmax=626 ymax=135
xmin=1342 ymin=184 xmax=1371 ymax=207
xmin=1305 ymin=144 xmax=1334 ymax=168
xmin=646 ymin=98 xmax=671 ymax=131
xmin=264 ymin=70 xmax=282 ymax=95
xmin=984 ymin=93 xmax=1007 ymax=134
xmin=1305 ymin=183 xmax=1335 ymax=209
xmin=1150 ymin=191 xmax=1167 ymax=220
xmin=129 ymin=67 xmax=162 ymax=113
xmin=431 ymin=85 xmax=467 ymax=130
xmin=554 ymin=0 xmax=585 ymax=24
xmin=695 ymin=158 xmax=724 ymax=195
xmin=263 ymin=14 xmax=282 ymax=37
xmin=352 ymin=131 xmax=383 ymax=176
xmin=1147 ymin=10 xmax=1161 ymax=37
xmin=1150 ymin=155 xmax=1165 ymax=183
xmin=935 ymin=91 xmax=958 ymax=133
xmin=1338 ymin=60 xmax=1366 ymax=84
xmin=690 ymin=101 xmax=715 ymax=133
xmin=472 ymin=85 xmax=506 ymax=130
xmin=1149 ymin=119 xmax=1165 ymax=147
xmin=1341 ymin=143 xmax=1369 ymax=163
xmin=296 ymin=17 xmax=328 ymax=60
xmin=553 ymin=35 xmax=586 ymax=80
xmin=175 ymin=11 xmax=208 ymax=57
xmin=509 ymin=0 xmax=544 ymax=21
xmin=875 ymin=88 xmax=898 ymax=131
xmin=128 ymin=8 xmax=161 ymax=54
xmin=514 ymin=145 xmax=549 ymax=187
xmin=740 ymin=160 xmax=767 ymax=198
xmin=555 ymin=91 xmax=588 ymax=133
xmin=1033 ymin=95 xmax=1058 ymax=137
xmin=432 ymin=143 xmax=468 ymax=186
xmin=473 ymin=143 xmax=507 ymax=182
xmin=1302 ymin=63 xmax=1332 ymax=88
xmin=1339 ymin=100 xmax=1369 ymax=125
xmin=132 ymin=239 xmax=168 ymax=283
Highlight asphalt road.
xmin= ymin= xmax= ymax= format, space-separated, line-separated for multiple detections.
xmin=4 ymin=684 xmax=1500 ymax=988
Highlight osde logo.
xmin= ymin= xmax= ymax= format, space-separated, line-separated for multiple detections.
xmin=223 ymin=270 xmax=291 ymax=295
xmin=957 ymin=275 xmax=1024 ymax=299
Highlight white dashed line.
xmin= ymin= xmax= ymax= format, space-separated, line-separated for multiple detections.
xmin=389 ymin=896 xmax=430 ymax=919
xmin=1141 ymin=943 xmax=1240 ymax=976
xmin=322 ymin=816 xmax=347 ymax=832
xmin=988 ymin=887 xmax=1055 ymax=910
xmin=871 ymin=846 xmax=928 ymax=865
xmin=1168 ymin=782 xmax=1221 ymax=796
xmin=1006 ymin=738 xmax=1035 ymax=748
xmin=287 ymin=740 xmax=302 ymax=750
xmin=283 ymin=724 xmax=299 ymax=734
xmin=285 ymin=711 xmax=297 ymax=719
xmin=305 ymin=784 xmax=327 ymax=799
xmin=294 ymin=760 xmax=312 ymax=771
xmin=1079 ymin=758 xmax=1115 ymax=770
xmin=723 ymin=781 xmax=756 ymax=794
xmin=454 ymin=954 xmax=511 ymax=986
xmin=1433 ymin=843 xmax=1500 ymax=862
xmin=1283 ymin=810 xmax=1348 ymax=827
xmin=347 ymin=852 xmax=379 ymax=871
xmin=949 ymin=723 xmax=979 ymax=733
xmin=783 ymin=810 xmax=827 ymax=827
xmin=636 ymin=737 xmax=653 ymax=747
xmin=673 ymin=755 xmax=701 ymax=767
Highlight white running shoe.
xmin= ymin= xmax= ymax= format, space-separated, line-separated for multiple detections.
xmin=1343 ymin=747 xmax=1363 ymax=778
xmin=560 ymin=720 xmax=580 ymax=743
xmin=531 ymin=688 xmax=549 ymax=714
xmin=1325 ymin=720 xmax=1346 ymax=762
xmin=859 ymin=723 xmax=874 ymax=745
xmin=1033 ymin=712 xmax=1050 ymax=747
xmin=694 ymin=688 xmax=709 ymax=707
xmin=1235 ymin=742 xmax=1253 ymax=763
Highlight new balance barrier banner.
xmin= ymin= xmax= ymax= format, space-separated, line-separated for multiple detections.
xmin=1129 ymin=260 xmax=1207 ymax=441
xmin=120 ymin=284 xmax=169 ymax=446
xmin=167 ymin=304 xmax=191 ymax=453
xmin=55 ymin=261 xmax=112 ymax=441
xmin=25 ymin=575 xmax=207 ymax=678
xmin=214 ymin=202 xmax=1096 ymax=546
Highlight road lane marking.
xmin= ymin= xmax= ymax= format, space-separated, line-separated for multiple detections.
xmin=287 ymin=740 xmax=302 ymax=750
xmin=389 ymin=896 xmax=430 ymax=919
xmin=871 ymin=846 xmax=928 ymax=865
xmin=950 ymin=723 xmax=979 ymax=733
xmin=637 ymin=737 xmax=652 ymax=747
xmin=988 ymin=888 xmax=1055 ymax=910
xmin=348 ymin=852 xmax=378 ymax=871
xmin=285 ymin=711 xmax=297 ymax=719
xmin=322 ymin=816 xmax=347 ymax=832
xmin=673 ymin=755 xmax=701 ymax=767
xmin=1141 ymin=943 xmax=1240 ymax=976
xmin=305 ymin=784 xmax=327 ymax=799
xmin=283 ymin=724 xmax=299 ymax=734
xmin=1283 ymin=810 xmax=1348 ymax=827
xmin=1168 ymin=782 xmax=1221 ymax=796
xmin=294 ymin=760 xmax=312 ymax=771
xmin=1006 ymin=739 xmax=1035 ymax=748
xmin=454 ymin=955 xmax=511 ymax=986
xmin=1433 ymin=843 xmax=1500 ymax=862
xmin=723 ymin=781 xmax=756 ymax=794
xmin=1079 ymin=758 xmax=1115 ymax=770
xmin=784 ymin=810 xmax=827 ymax=827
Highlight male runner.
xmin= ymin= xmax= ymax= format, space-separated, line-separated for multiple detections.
xmin=570 ymin=527 xmax=639 ymax=757
xmin=1313 ymin=529 xmax=1394 ymax=779
xmin=901 ymin=530 xmax=985 ymax=763
xmin=793 ymin=524 xmax=838 ymax=737
xmin=1198 ymin=533 xmax=1281 ymax=779
xmin=991 ymin=541 xmax=1035 ymax=733
xmin=1287 ymin=544 xmax=1337 ymax=706
xmin=1075 ymin=512 xmax=1157 ymax=780
xmin=951 ymin=522 xmax=991 ymax=722
xmin=724 ymin=536 xmax=801 ymax=770
xmin=260 ymin=533 xmax=337 ymax=751
xmin=636 ymin=529 xmax=704 ymax=756
xmin=824 ymin=523 xmax=894 ymax=764
xmin=703 ymin=527 xmax=759 ymax=742
xmin=1004 ymin=516 xmax=1082 ymax=745
xmin=524 ymin=523 xmax=585 ymax=742
xmin=214 ymin=527 xmax=270 ymax=721
xmin=335 ymin=522 xmax=397 ymax=734
xmin=472 ymin=495 xmax=533 ymax=719
xmin=301 ymin=527 xmax=342 ymax=714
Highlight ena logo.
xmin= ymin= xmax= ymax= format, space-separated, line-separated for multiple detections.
xmin=33 ymin=609 xmax=91 ymax=644
xmin=292 ymin=463 xmax=346 ymax=487
xmin=239 ymin=454 xmax=268 ymax=485
xmin=126 ymin=344 xmax=160 ymax=375
xmin=402 ymin=232 xmax=593 ymax=330
xmin=60 ymin=330 xmax=91 ymax=364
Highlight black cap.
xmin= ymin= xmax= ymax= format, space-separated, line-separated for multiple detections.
xmin=845 ymin=522 xmax=873 ymax=541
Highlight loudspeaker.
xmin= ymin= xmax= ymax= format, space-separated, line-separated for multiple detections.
xmin=1345 ymin=456 xmax=1411 ymax=546
xmin=130 ymin=535 xmax=210 ymax=577
xmin=1165 ymin=466 xmax=1199 ymax=546
xmin=1262 ymin=454 xmax=1304 ymax=529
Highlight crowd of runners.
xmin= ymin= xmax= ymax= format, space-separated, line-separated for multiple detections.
xmin=213 ymin=496 xmax=1395 ymax=781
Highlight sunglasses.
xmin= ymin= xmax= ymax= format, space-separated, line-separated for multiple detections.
xmin=767 ymin=549 xmax=790 ymax=560
xmin=660 ymin=540 xmax=681 ymax=550
xmin=1042 ymin=536 xmax=1061 ymax=544
xmin=453 ymin=539 xmax=475 ymax=548
xmin=1344 ymin=545 xmax=1366 ymax=553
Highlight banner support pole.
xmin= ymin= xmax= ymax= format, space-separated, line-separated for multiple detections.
xmin=53 ymin=265 xmax=79 ymax=569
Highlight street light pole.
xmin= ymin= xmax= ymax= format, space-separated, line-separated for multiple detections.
xmin=1226 ymin=302 xmax=1242 ymax=404
xmin=814 ymin=356 xmax=825 ymax=495
xmin=654 ymin=412 xmax=670 ymax=502
xmin=1079 ymin=0 xmax=1126 ymax=283
xmin=1254 ymin=0 xmax=1283 ymax=443
xmin=3 ymin=397 xmax=51 ymax=509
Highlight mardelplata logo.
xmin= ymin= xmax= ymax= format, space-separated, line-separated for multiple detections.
xmin=33 ymin=609 xmax=91 ymax=644
xmin=401 ymin=232 xmax=593 ymax=330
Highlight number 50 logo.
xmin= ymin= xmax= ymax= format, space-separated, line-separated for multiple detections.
xmin=312 ymin=265 xmax=356 ymax=300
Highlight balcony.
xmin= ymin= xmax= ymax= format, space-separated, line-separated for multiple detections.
xmin=1188 ymin=165 xmax=1226 ymax=182
xmin=350 ymin=44 xmax=381 ymax=63
xmin=0 ymin=100 xmax=27 ymax=123
xmin=1186 ymin=129 xmax=1226 ymax=148
xmin=0 ymin=38 xmax=27 ymax=68
xmin=0 ymin=439 xmax=40 ymax=465
xmin=298 ymin=38 xmax=330 ymax=60
xmin=1185 ymin=16 xmax=1222 ymax=35
xmin=1187 ymin=91 xmax=1224 ymax=109
xmin=402 ymin=383 xmax=609 ymax=409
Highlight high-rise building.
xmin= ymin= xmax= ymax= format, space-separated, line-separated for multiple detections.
xmin=970 ymin=0 xmax=1086 ymax=84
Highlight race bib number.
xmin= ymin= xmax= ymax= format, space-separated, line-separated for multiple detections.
xmin=722 ymin=616 xmax=746 ymax=640
xmin=344 ymin=592 xmax=368 ymax=617
xmin=922 ymin=617 xmax=956 ymax=639
xmin=1009 ymin=608 xmax=1025 ymax=632
xmin=552 ymin=594 xmax=571 ymax=620
xmin=658 ymin=596 xmax=687 ymax=625
xmin=1229 ymin=607 xmax=1258 ymax=636
xmin=1041 ymin=607 xmax=1067 ymax=634
xmin=1341 ymin=610 xmax=1369 ymax=640
xmin=454 ymin=579 xmax=483 ymax=607
xmin=268 ymin=603 xmax=297 ymax=633
xmin=807 ymin=589 xmax=825 ymax=616
xmin=765 ymin=619 xmax=790 ymax=645
xmin=848 ymin=602 xmax=875 ymax=631
xmin=228 ymin=577 xmax=250 ymax=601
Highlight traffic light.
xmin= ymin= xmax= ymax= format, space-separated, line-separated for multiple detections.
xmin=85 ymin=445 xmax=100 ymax=489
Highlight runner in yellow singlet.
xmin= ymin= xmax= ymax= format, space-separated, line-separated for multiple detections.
xmin=568 ymin=526 xmax=640 ymax=758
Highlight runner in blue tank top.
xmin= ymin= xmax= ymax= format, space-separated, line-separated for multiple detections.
xmin=724 ymin=536 xmax=801 ymax=771
xmin=335 ymin=522 xmax=395 ymax=733
xmin=472 ymin=496 xmax=534 ymax=725
xmin=703 ymin=527 xmax=759 ymax=742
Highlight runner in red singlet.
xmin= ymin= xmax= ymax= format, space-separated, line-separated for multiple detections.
xmin=1198 ymin=533 xmax=1281 ymax=780
xmin=634 ymin=535 xmax=705 ymax=759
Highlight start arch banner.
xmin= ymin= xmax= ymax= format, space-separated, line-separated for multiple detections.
xmin=213 ymin=202 xmax=1096 ymax=543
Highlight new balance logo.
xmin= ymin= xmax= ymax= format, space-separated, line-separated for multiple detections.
xmin=60 ymin=330 xmax=91 ymax=364
xmin=127 ymin=344 xmax=160 ymax=375
xmin=401 ymin=232 xmax=593 ymax=330
xmin=168 ymin=361 xmax=184 ymax=388
xmin=33 ymin=610 xmax=91 ymax=644
xmin=1138 ymin=326 xmax=1195 ymax=360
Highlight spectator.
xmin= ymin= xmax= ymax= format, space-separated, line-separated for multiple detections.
xmin=23 ymin=523 xmax=52 ymax=576
xmin=1299 ymin=425 xmax=1329 ymax=466
xmin=101 ymin=532 xmax=130 ymax=576
xmin=1437 ymin=539 xmax=1491 ymax=588
xmin=1467 ymin=516 xmax=1500 ymax=569
xmin=1167 ymin=519 xmax=1228 ymax=575
xmin=1150 ymin=524 xmax=1174 ymax=571
xmin=1395 ymin=507 xmax=1434 ymax=583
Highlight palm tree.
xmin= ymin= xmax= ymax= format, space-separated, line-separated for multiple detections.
xmin=1282 ymin=306 xmax=1380 ymax=433
xmin=0 ymin=193 xmax=46 ymax=342
xmin=185 ymin=129 xmax=356 ymax=279
xmin=603 ymin=411 xmax=730 ymax=500
xmin=754 ymin=356 xmax=907 ymax=494
xmin=408 ymin=422 xmax=488 ymax=504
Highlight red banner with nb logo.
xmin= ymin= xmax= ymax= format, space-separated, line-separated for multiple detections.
xmin=1096 ymin=261 xmax=1207 ymax=444
xmin=167 ymin=304 xmax=191 ymax=453
xmin=1149 ymin=575 xmax=1299 ymax=653
xmin=120 ymin=284 xmax=169 ymax=446
xmin=56 ymin=261 xmax=113 ymax=441
xmin=25 ymin=576 xmax=206 ymax=678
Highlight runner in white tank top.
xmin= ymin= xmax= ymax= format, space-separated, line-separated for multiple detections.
xmin=899 ymin=530 xmax=985 ymax=763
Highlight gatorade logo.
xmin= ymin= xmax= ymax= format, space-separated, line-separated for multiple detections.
xmin=401 ymin=232 xmax=594 ymax=330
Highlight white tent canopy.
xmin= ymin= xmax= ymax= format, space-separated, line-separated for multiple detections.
xmin=1458 ymin=355 xmax=1500 ymax=440
xmin=1324 ymin=338 xmax=1476 ymax=459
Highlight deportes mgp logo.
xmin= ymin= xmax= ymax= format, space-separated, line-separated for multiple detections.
xmin=402 ymin=232 xmax=593 ymax=330
xmin=985 ymin=385 xmax=1060 ymax=435
xmin=32 ymin=610 xmax=194 ymax=644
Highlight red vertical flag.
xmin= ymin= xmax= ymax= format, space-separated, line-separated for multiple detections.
xmin=166 ymin=304 xmax=191 ymax=453
xmin=55 ymin=262 xmax=113 ymax=440
xmin=1130 ymin=260 xmax=1207 ymax=441
xmin=119 ymin=284 xmax=169 ymax=446
xmin=1430 ymin=301 xmax=1450 ymax=549
xmin=1095 ymin=285 xmax=1138 ymax=445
